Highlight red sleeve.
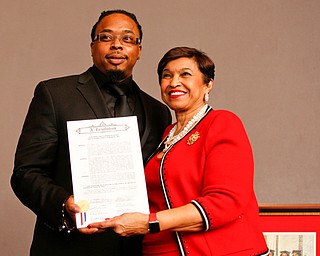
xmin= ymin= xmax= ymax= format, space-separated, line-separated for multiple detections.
xmin=195 ymin=110 xmax=255 ymax=229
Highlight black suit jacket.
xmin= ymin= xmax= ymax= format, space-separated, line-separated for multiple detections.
xmin=11 ymin=69 xmax=172 ymax=256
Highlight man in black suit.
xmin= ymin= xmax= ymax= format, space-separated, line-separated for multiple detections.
xmin=11 ymin=9 xmax=171 ymax=256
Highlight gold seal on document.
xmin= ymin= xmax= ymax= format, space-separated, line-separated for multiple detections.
xmin=76 ymin=200 xmax=90 ymax=212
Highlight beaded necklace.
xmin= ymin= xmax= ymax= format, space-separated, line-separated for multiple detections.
xmin=163 ymin=104 xmax=208 ymax=153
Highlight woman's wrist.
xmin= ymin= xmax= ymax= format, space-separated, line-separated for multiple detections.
xmin=148 ymin=212 xmax=160 ymax=233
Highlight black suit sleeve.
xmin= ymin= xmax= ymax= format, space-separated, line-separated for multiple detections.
xmin=11 ymin=82 xmax=70 ymax=229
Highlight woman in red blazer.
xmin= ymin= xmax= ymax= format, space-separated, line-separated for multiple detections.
xmin=89 ymin=47 xmax=269 ymax=256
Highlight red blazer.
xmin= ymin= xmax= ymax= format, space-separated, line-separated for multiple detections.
xmin=157 ymin=107 xmax=268 ymax=255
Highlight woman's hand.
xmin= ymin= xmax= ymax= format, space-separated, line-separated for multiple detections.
xmin=88 ymin=212 xmax=149 ymax=237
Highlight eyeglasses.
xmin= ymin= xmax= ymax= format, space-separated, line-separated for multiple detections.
xmin=93 ymin=32 xmax=141 ymax=45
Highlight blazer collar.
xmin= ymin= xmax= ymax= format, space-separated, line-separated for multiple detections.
xmin=77 ymin=69 xmax=113 ymax=118
xmin=76 ymin=69 xmax=152 ymax=149
xmin=135 ymin=87 xmax=151 ymax=148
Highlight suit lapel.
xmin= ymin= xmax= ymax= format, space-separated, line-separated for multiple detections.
xmin=76 ymin=73 xmax=152 ymax=150
xmin=77 ymin=70 xmax=113 ymax=118
xmin=133 ymin=84 xmax=151 ymax=148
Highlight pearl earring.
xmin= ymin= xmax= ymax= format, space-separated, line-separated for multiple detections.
xmin=204 ymin=92 xmax=209 ymax=102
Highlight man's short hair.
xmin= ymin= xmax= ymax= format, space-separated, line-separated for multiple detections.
xmin=91 ymin=9 xmax=143 ymax=42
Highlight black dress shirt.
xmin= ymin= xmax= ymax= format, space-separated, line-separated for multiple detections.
xmin=90 ymin=65 xmax=146 ymax=137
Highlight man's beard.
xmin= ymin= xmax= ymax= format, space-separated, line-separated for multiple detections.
xmin=105 ymin=70 xmax=127 ymax=83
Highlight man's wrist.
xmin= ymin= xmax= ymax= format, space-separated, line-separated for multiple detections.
xmin=59 ymin=196 xmax=75 ymax=233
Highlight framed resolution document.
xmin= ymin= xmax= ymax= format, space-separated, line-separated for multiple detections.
xmin=67 ymin=116 xmax=149 ymax=228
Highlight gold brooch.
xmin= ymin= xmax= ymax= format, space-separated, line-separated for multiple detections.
xmin=187 ymin=131 xmax=200 ymax=145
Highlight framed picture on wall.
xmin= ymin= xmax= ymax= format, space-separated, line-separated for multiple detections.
xmin=259 ymin=204 xmax=320 ymax=256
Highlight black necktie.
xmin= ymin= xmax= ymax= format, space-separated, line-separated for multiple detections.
xmin=111 ymin=85 xmax=132 ymax=117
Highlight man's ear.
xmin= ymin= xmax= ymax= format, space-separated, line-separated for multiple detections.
xmin=137 ymin=45 xmax=142 ymax=60
xmin=90 ymin=42 xmax=94 ymax=56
